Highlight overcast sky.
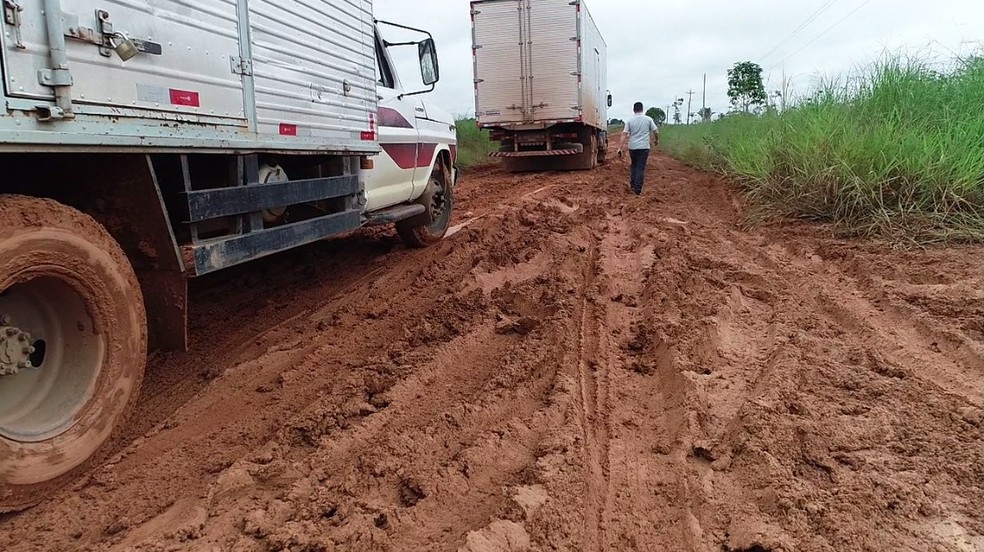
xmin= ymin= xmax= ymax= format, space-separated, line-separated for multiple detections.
xmin=375 ymin=0 xmax=984 ymax=121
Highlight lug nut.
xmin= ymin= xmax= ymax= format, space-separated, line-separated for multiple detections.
xmin=18 ymin=360 xmax=32 ymax=369
xmin=5 ymin=328 xmax=17 ymax=337
xmin=24 ymin=346 xmax=36 ymax=354
xmin=18 ymin=332 xmax=30 ymax=342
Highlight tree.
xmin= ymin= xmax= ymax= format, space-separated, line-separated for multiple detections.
xmin=698 ymin=107 xmax=713 ymax=122
xmin=727 ymin=61 xmax=767 ymax=113
xmin=645 ymin=107 xmax=666 ymax=125
xmin=608 ymin=118 xmax=625 ymax=126
xmin=671 ymin=99 xmax=684 ymax=125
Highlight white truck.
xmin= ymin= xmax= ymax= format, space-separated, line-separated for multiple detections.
xmin=0 ymin=0 xmax=456 ymax=511
xmin=471 ymin=0 xmax=610 ymax=171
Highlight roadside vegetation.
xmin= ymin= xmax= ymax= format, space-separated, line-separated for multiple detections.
xmin=455 ymin=118 xmax=498 ymax=168
xmin=662 ymin=56 xmax=984 ymax=243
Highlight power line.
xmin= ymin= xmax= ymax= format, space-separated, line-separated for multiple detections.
xmin=760 ymin=0 xmax=839 ymax=62
xmin=768 ymin=0 xmax=875 ymax=72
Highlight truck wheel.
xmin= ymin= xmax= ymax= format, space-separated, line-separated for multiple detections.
xmin=397 ymin=167 xmax=454 ymax=248
xmin=568 ymin=134 xmax=597 ymax=170
xmin=0 ymin=195 xmax=146 ymax=512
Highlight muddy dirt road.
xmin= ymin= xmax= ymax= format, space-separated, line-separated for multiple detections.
xmin=2 ymin=144 xmax=982 ymax=552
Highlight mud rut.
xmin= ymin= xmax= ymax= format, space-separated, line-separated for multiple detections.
xmin=2 ymin=140 xmax=982 ymax=552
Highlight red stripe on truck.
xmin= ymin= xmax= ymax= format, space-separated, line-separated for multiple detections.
xmin=381 ymin=143 xmax=440 ymax=170
xmin=416 ymin=143 xmax=437 ymax=168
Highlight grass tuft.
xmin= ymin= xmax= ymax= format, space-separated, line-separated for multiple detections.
xmin=455 ymin=118 xmax=498 ymax=169
xmin=662 ymin=55 xmax=984 ymax=243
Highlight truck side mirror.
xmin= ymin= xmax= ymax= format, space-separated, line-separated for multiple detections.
xmin=418 ymin=38 xmax=440 ymax=86
xmin=607 ymin=93 xmax=613 ymax=108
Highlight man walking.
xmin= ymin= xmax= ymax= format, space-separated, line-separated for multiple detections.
xmin=622 ymin=102 xmax=659 ymax=196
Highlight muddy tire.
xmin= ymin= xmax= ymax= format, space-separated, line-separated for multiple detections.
xmin=397 ymin=166 xmax=454 ymax=248
xmin=0 ymin=195 xmax=146 ymax=512
xmin=566 ymin=133 xmax=597 ymax=171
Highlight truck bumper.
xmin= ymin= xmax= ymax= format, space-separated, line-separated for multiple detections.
xmin=489 ymin=149 xmax=580 ymax=158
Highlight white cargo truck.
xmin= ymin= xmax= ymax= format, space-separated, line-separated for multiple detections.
xmin=0 ymin=0 xmax=456 ymax=511
xmin=471 ymin=0 xmax=610 ymax=171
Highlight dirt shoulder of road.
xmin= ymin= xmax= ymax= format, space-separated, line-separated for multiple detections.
xmin=2 ymin=146 xmax=981 ymax=552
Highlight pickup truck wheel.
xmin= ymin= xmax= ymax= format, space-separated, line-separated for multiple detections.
xmin=0 ymin=195 xmax=146 ymax=512
xmin=397 ymin=170 xmax=453 ymax=248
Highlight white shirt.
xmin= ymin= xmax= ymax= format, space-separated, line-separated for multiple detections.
xmin=624 ymin=114 xmax=658 ymax=151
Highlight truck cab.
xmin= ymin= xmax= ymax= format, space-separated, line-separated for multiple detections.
xmin=365 ymin=22 xmax=458 ymax=246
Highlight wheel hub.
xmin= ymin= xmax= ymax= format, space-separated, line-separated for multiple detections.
xmin=0 ymin=276 xmax=101 ymax=443
xmin=430 ymin=187 xmax=446 ymax=220
xmin=0 ymin=317 xmax=36 ymax=376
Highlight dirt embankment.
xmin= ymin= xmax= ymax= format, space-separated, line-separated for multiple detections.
xmin=2 ymin=141 xmax=982 ymax=552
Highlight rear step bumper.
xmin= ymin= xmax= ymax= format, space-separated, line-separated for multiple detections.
xmin=490 ymin=149 xmax=580 ymax=158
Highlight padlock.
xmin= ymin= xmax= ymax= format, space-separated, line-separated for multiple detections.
xmin=112 ymin=34 xmax=139 ymax=62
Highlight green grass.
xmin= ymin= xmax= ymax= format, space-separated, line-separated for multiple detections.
xmin=455 ymin=118 xmax=498 ymax=169
xmin=662 ymin=55 xmax=984 ymax=243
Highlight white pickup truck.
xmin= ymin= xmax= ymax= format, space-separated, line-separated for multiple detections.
xmin=0 ymin=0 xmax=456 ymax=511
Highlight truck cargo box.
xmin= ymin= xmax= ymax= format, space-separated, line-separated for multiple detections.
xmin=0 ymin=0 xmax=378 ymax=154
xmin=471 ymin=0 xmax=607 ymax=130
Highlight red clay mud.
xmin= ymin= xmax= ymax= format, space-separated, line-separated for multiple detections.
xmin=2 ymin=142 xmax=981 ymax=552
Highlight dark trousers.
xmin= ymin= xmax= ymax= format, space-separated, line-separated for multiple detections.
xmin=629 ymin=149 xmax=650 ymax=195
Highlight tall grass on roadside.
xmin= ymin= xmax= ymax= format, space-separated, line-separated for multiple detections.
xmin=662 ymin=56 xmax=984 ymax=243
xmin=455 ymin=118 xmax=498 ymax=168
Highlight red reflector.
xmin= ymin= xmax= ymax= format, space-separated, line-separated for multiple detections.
xmin=362 ymin=114 xmax=376 ymax=140
xmin=279 ymin=123 xmax=297 ymax=136
xmin=169 ymin=89 xmax=200 ymax=107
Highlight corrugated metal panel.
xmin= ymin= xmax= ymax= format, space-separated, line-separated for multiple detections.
xmin=577 ymin=0 xmax=607 ymax=129
xmin=472 ymin=0 xmax=524 ymax=125
xmin=526 ymin=0 xmax=578 ymax=123
xmin=473 ymin=0 xmax=605 ymax=129
xmin=0 ymin=0 xmax=378 ymax=153
xmin=249 ymin=0 xmax=375 ymax=147
xmin=2 ymin=0 xmax=246 ymax=123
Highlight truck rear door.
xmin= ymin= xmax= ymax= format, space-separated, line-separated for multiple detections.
xmin=1 ymin=0 xmax=247 ymax=125
xmin=526 ymin=0 xmax=579 ymax=122
xmin=471 ymin=0 xmax=525 ymax=125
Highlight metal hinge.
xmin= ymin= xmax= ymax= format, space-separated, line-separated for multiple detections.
xmin=230 ymin=55 xmax=253 ymax=76
xmin=3 ymin=0 xmax=25 ymax=49
xmin=37 ymin=68 xmax=73 ymax=87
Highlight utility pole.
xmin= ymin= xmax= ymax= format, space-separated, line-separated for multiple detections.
xmin=701 ymin=73 xmax=707 ymax=123
xmin=685 ymin=89 xmax=695 ymax=125
xmin=781 ymin=66 xmax=787 ymax=112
